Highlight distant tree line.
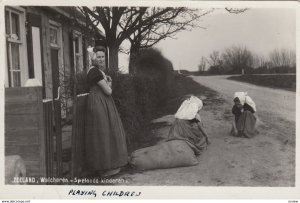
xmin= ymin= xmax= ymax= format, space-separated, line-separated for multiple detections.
xmin=198 ymin=46 xmax=296 ymax=75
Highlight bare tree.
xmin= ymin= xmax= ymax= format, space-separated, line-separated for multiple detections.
xmin=208 ymin=50 xmax=222 ymax=67
xmin=198 ymin=56 xmax=207 ymax=72
xmin=126 ymin=8 xmax=213 ymax=73
xmin=225 ymin=8 xmax=249 ymax=14
xmin=127 ymin=7 xmax=247 ymax=73
xmin=221 ymin=45 xmax=254 ymax=74
xmin=269 ymin=48 xmax=296 ymax=68
xmin=253 ymin=54 xmax=268 ymax=69
xmin=79 ymin=7 xmax=213 ymax=72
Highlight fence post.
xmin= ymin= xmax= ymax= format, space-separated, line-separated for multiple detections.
xmin=43 ymin=99 xmax=54 ymax=178
xmin=71 ymin=93 xmax=88 ymax=179
xmin=54 ymin=99 xmax=62 ymax=177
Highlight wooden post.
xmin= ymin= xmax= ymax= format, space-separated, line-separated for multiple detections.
xmin=71 ymin=93 xmax=88 ymax=179
xmin=54 ymin=99 xmax=62 ymax=177
xmin=43 ymin=99 xmax=54 ymax=178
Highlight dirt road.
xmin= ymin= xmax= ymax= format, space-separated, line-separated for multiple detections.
xmin=119 ymin=75 xmax=295 ymax=186
xmin=193 ymin=75 xmax=295 ymax=122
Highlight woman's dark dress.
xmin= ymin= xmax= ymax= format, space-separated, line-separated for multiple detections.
xmin=85 ymin=67 xmax=128 ymax=171
xmin=167 ymin=118 xmax=208 ymax=155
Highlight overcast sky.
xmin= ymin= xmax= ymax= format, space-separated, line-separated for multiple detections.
xmin=119 ymin=8 xmax=295 ymax=72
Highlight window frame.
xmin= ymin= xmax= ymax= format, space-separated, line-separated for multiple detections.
xmin=49 ymin=20 xmax=64 ymax=95
xmin=49 ymin=20 xmax=62 ymax=50
xmin=5 ymin=6 xmax=28 ymax=88
xmin=72 ymin=30 xmax=83 ymax=73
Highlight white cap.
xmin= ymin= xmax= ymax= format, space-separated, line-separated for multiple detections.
xmin=175 ymin=96 xmax=203 ymax=120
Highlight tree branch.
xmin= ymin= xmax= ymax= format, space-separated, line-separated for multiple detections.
xmin=225 ymin=8 xmax=249 ymax=14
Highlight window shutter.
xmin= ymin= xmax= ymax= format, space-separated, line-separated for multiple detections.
xmin=69 ymin=31 xmax=75 ymax=96
xmin=82 ymin=34 xmax=87 ymax=72
xmin=26 ymin=13 xmax=41 ymax=78
xmin=69 ymin=31 xmax=74 ymax=72
xmin=26 ymin=12 xmax=45 ymax=98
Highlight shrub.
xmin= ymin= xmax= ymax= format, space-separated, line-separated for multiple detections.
xmin=75 ymin=71 xmax=89 ymax=95
xmin=111 ymin=48 xmax=176 ymax=145
xmin=271 ymin=65 xmax=296 ymax=74
xmin=288 ymin=66 xmax=296 ymax=73
xmin=228 ymin=74 xmax=296 ymax=91
xmin=111 ymin=72 xmax=171 ymax=149
xmin=208 ymin=65 xmax=224 ymax=75
xmin=135 ymin=48 xmax=172 ymax=76
xmin=251 ymin=65 xmax=296 ymax=74
xmin=134 ymin=48 xmax=175 ymax=103
xmin=244 ymin=66 xmax=254 ymax=75
xmin=252 ymin=66 xmax=271 ymax=74
xmin=111 ymin=72 xmax=143 ymax=145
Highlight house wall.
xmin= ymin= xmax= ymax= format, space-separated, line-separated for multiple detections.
xmin=13 ymin=7 xmax=93 ymax=100
xmin=5 ymin=87 xmax=46 ymax=177
xmin=4 ymin=6 xmax=99 ymax=178
xmin=24 ymin=7 xmax=54 ymax=99
xmin=24 ymin=7 xmax=94 ymax=120
xmin=5 ymin=5 xmax=99 ymax=125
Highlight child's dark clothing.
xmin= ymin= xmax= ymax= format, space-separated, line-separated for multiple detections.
xmin=232 ymin=103 xmax=254 ymax=122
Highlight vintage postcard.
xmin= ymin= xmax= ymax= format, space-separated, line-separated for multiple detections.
xmin=0 ymin=0 xmax=299 ymax=200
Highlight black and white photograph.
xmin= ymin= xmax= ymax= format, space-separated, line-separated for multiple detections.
xmin=1 ymin=0 xmax=299 ymax=200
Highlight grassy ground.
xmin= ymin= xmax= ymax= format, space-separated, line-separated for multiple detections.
xmin=227 ymin=74 xmax=296 ymax=92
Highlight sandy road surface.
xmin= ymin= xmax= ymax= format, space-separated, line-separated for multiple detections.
xmin=192 ymin=75 xmax=295 ymax=122
xmin=119 ymin=75 xmax=295 ymax=186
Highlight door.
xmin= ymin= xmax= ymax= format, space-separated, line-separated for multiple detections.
xmin=49 ymin=21 xmax=63 ymax=177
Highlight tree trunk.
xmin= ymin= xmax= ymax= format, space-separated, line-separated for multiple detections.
xmin=128 ymin=47 xmax=139 ymax=74
xmin=108 ymin=45 xmax=119 ymax=73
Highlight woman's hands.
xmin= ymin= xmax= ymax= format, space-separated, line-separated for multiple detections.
xmin=106 ymin=75 xmax=112 ymax=88
xmin=97 ymin=73 xmax=112 ymax=95
xmin=106 ymin=75 xmax=112 ymax=82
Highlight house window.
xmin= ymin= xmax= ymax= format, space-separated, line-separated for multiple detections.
xmin=5 ymin=7 xmax=28 ymax=87
xmin=50 ymin=27 xmax=58 ymax=47
xmin=73 ymin=31 xmax=83 ymax=73
xmin=49 ymin=21 xmax=63 ymax=99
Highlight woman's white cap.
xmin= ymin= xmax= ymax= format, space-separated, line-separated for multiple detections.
xmin=175 ymin=96 xmax=203 ymax=120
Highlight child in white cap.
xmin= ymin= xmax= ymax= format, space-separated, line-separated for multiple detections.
xmin=231 ymin=92 xmax=257 ymax=138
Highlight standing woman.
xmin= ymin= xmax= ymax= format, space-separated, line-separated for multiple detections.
xmin=85 ymin=46 xmax=128 ymax=177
